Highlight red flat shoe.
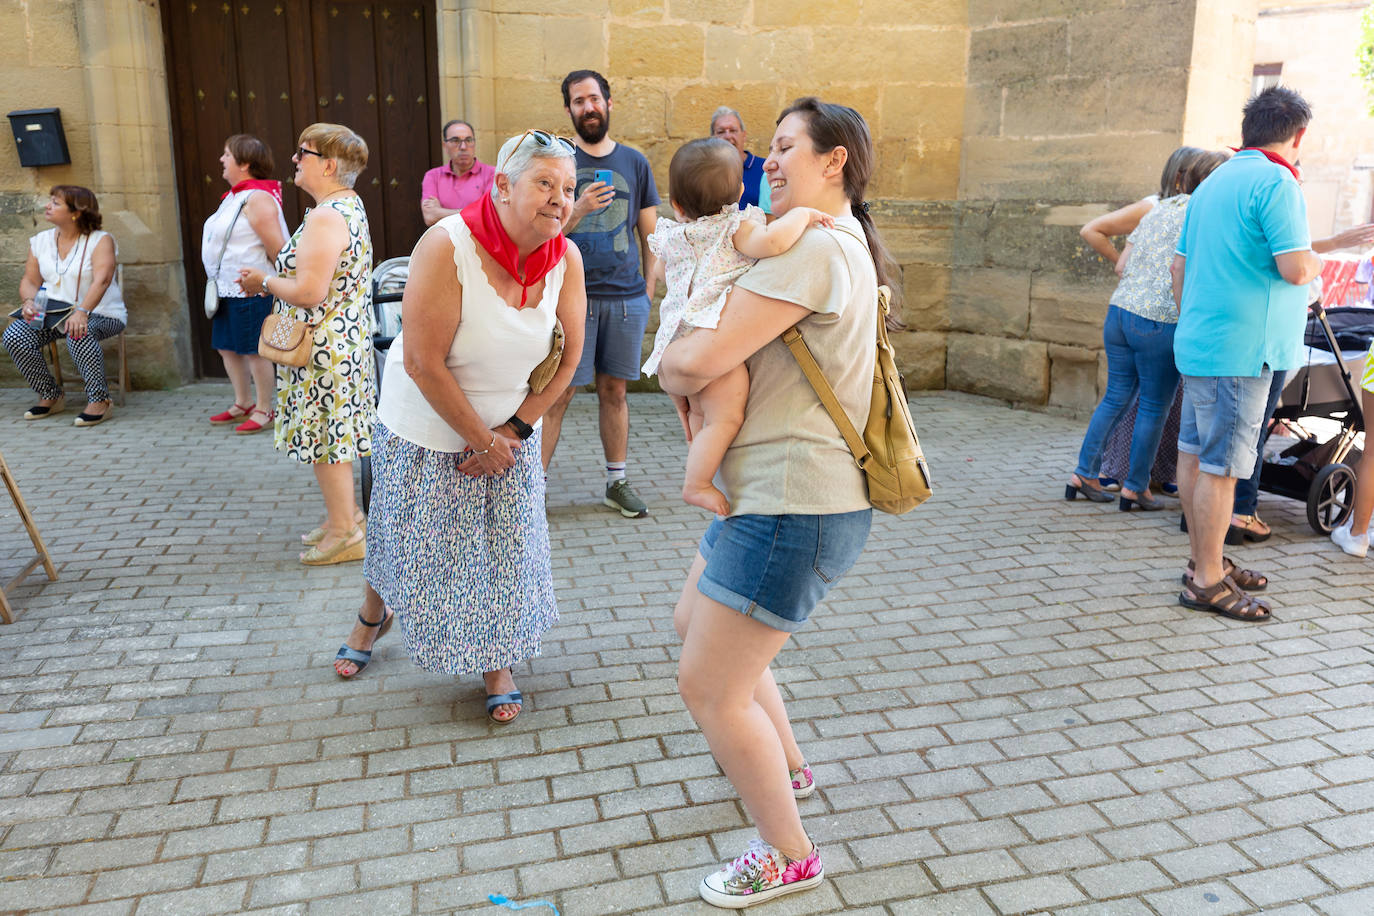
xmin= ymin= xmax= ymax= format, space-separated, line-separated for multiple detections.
xmin=211 ymin=403 xmax=254 ymax=425
xmin=234 ymin=409 xmax=274 ymax=435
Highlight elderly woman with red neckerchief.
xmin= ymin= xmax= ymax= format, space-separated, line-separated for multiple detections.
xmin=330 ymin=130 xmax=586 ymax=726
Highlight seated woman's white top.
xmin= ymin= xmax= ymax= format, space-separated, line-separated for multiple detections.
xmin=30 ymin=228 xmax=126 ymax=323
xmin=201 ymin=189 xmax=289 ymax=297
xmin=378 ymin=214 xmax=565 ymax=453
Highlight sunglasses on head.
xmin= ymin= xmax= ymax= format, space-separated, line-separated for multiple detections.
xmin=497 ymin=129 xmax=575 ymax=173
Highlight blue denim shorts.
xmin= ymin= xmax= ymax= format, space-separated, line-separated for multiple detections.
xmin=572 ymin=294 xmax=651 ymax=385
xmin=1178 ymin=371 xmax=1273 ymax=478
xmin=696 ymin=510 xmax=872 ymax=633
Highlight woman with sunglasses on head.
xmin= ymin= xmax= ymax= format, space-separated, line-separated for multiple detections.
xmin=329 ymin=130 xmax=585 ymax=727
xmin=5 ymin=185 xmax=126 ymax=426
xmin=656 ymin=98 xmax=892 ymax=908
xmin=238 ymin=123 xmax=375 ymax=566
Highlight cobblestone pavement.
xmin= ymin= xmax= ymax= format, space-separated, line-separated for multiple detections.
xmin=1 ymin=382 xmax=1372 ymax=916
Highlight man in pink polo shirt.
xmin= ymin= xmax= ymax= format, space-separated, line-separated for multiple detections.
xmin=420 ymin=119 xmax=496 ymax=226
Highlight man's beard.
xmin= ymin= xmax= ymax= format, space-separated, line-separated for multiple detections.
xmin=574 ymin=111 xmax=609 ymax=144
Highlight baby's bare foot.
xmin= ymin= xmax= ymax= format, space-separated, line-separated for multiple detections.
xmin=683 ymin=483 xmax=730 ymax=516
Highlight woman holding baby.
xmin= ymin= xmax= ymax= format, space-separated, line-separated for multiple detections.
xmin=655 ymin=97 xmax=893 ymax=909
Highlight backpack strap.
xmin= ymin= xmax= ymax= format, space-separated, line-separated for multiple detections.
xmin=781 ymin=324 xmax=871 ymax=470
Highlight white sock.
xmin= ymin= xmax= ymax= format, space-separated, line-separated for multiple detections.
xmin=606 ymin=461 xmax=626 ymax=485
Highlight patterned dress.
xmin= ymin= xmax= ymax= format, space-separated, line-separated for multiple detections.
xmin=642 ymin=204 xmax=765 ymax=375
xmin=272 ymin=195 xmax=376 ymax=464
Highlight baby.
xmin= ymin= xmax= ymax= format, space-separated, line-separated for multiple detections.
xmin=643 ymin=137 xmax=833 ymax=515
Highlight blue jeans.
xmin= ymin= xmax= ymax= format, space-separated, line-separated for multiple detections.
xmin=1233 ymin=369 xmax=1287 ymax=515
xmin=1074 ymin=306 xmax=1182 ymax=494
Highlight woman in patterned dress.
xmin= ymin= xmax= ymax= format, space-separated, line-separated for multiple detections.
xmin=238 ymin=123 xmax=374 ymax=565
xmin=330 ymin=130 xmax=586 ymax=727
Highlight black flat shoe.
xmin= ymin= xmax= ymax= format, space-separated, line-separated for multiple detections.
xmin=1120 ymin=493 xmax=1164 ymax=511
xmin=1065 ymin=481 xmax=1114 ymax=503
xmin=23 ymin=397 xmax=65 ymax=420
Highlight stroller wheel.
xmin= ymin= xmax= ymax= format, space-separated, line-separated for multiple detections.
xmin=1308 ymin=463 xmax=1355 ymax=535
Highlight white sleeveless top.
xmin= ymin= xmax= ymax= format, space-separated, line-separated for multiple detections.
xmin=30 ymin=228 xmax=126 ymax=323
xmin=377 ymin=215 xmax=567 ymax=453
xmin=201 ymin=189 xmax=289 ymax=297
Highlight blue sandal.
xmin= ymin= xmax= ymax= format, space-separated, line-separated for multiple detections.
xmin=486 ymin=690 xmax=523 ymax=724
xmin=334 ymin=610 xmax=394 ymax=678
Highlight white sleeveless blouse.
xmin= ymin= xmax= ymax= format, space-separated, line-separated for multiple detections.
xmin=201 ymin=189 xmax=289 ymax=297
xmin=30 ymin=229 xmax=126 ymax=323
xmin=377 ymin=215 xmax=566 ymax=453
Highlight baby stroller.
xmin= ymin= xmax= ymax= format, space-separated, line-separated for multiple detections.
xmin=1259 ymin=303 xmax=1371 ymax=534
xmin=359 ymin=257 xmax=408 ymax=513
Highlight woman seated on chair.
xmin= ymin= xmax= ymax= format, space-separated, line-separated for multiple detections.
xmin=5 ymin=185 xmax=127 ymax=427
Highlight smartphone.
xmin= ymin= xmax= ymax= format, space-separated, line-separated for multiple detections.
xmin=594 ymin=169 xmax=614 ymax=188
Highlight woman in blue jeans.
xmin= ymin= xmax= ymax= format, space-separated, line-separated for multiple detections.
xmin=1067 ymin=148 xmax=1230 ymax=510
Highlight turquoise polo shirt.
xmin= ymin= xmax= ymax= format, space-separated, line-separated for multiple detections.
xmin=1174 ymin=150 xmax=1311 ymax=376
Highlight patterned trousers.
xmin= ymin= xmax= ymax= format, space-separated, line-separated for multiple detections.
xmin=3 ymin=315 xmax=125 ymax=403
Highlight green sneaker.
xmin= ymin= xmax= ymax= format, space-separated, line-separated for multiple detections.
xmin=604 ymin=479 xmax=648 ymax=518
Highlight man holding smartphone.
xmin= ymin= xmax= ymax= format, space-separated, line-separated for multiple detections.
xmin=542 ymin=69 xmax=661 ymax=519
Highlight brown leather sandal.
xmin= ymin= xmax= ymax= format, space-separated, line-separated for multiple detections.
xmin=1183 ymin=557 xmax=1268 ymax=592
xmin=1179 ymin=575 xmax=1272 ymax=622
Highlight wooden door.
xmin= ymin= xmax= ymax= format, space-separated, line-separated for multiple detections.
xmin=160 ymin=0 xmax=440 ymax=377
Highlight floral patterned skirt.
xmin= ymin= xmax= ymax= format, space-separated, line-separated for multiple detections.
xmin=363 ymin=421 xmax=557 ymax=676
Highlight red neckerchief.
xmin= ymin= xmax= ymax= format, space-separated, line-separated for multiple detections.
xmin=1231 ymin=147 xmax=1300 ymax=181
xmin=461 ymin=193 xmax=567 ymax=308
xmin=223 ymin=179 xmax=284 ymax=206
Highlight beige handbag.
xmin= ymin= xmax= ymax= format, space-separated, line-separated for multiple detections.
xmin=527 ymin=318 xmax=565 ymax=394
xmin=258 ymin=310 xmax=318 ymax=368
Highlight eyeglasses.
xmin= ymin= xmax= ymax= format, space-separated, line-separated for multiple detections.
xmin=497 ymin=129 xmax=575 ymax=173
xmin=444 ymin=136 xmax=476 ymax=147
xmin=295 ymin=146 xmax=325 ymax=161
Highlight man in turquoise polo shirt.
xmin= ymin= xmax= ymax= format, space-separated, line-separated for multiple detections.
xmin=1170 ymin=85 xmax=1321 ymax=622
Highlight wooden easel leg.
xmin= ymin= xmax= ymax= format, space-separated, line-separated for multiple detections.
xmin=0 ymin=450 xmax=57 ymax=622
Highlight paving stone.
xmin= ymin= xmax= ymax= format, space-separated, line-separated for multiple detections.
xmin=5 ymin=388 xmax=1374 ymax=916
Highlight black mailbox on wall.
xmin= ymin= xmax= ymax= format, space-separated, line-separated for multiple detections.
xmin=7 ymin=108 xmax=71 ymax=168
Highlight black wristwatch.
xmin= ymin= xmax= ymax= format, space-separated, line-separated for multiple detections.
xmin=507 ymin=414 xmax=534 ymax=440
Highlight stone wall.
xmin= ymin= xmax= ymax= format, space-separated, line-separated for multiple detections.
xmin=930 ymin=0 xmax=1257 ymax=414
xmin=0 ymin=0 xmax=190 ymax=392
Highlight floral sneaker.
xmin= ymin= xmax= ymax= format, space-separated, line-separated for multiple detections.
xmin=699 ymin=837 xmax=824 ymax=909
xmin=790 ymin=763 xmax=816 ymax=799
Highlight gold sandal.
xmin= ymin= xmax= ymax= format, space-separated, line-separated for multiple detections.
xmin=300 ymin=525 xmax=365 ymax=566
xmin=302 ymin=515 xmax=366 ymax=546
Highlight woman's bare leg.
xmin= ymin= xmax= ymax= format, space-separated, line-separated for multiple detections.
xmin=676 ymin=554 xmax=810 ymax=860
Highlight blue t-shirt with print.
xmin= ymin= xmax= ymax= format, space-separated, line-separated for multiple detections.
xmin=740 ymin=152 xmax=771 ymax=213
xmin=1174 ymin=150 xmax=1311 ymax=376
xmin=569 ymin=143 xmax=661 ymax=299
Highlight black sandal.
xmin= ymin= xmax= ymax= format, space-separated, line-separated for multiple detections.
xmin=1179 ymin=575 xmax=1272 ymax=622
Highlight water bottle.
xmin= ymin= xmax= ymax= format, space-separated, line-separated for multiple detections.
xmin=30 ymin=285 xmax=47 ymax=329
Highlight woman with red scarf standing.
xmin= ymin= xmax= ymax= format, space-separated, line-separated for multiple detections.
xmin=202 ymin=134 xmax=288 ymax=434
xmin=329 ymin=130 xmax=585 ymax=725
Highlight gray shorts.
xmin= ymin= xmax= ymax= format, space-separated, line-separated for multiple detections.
xmin=572 ymin=294 xmax=651 ymax=386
